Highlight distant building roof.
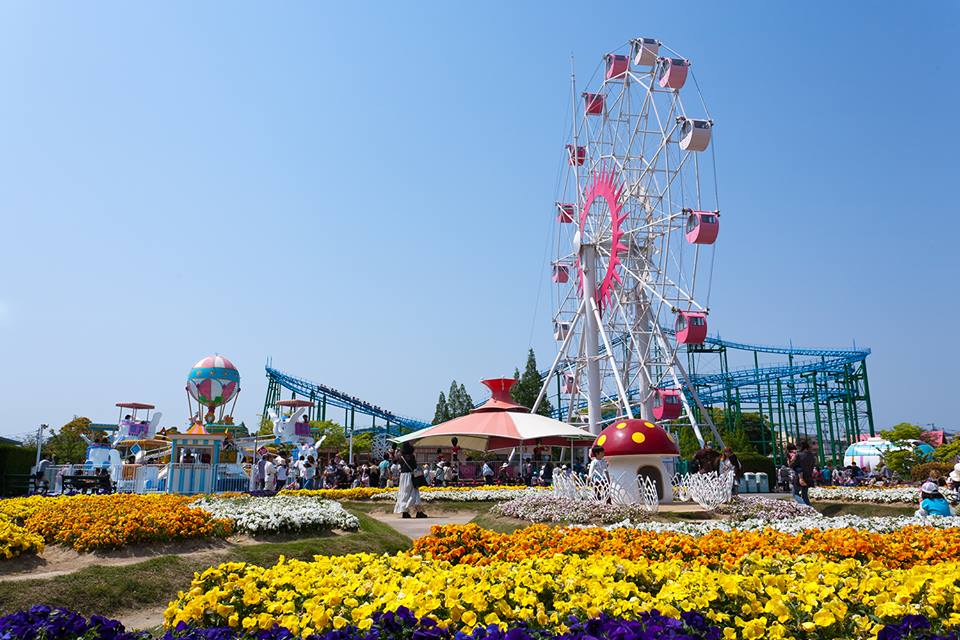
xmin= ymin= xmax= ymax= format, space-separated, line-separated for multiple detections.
xmin=0 ymin=435 xmax=23 ymax=446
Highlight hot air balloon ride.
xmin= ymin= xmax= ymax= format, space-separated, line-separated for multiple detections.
xmin=186 ymin=355 xmax=241 ymax=427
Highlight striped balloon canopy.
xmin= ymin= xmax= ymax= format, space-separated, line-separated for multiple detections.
xmin=186 ymin=355 xmax=240 ymax=408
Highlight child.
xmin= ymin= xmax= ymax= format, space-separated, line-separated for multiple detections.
xmin=917 ymin=481 xmax=953 ymax=517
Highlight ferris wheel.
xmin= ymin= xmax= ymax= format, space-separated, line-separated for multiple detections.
xmin=535 ymin=38 xmax=725 ymax=446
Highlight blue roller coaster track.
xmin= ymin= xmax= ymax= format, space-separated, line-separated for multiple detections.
xmin=264 ymin=331 xmax=874 ymax=465
xmin=263 ymin=365 xmax=430 ymax=435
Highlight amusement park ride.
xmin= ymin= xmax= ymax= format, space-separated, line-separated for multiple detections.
xmin=260 ymin=37 xmax=876 ymax=468
xmin=63 ymin=38 xmax=876 ymax=495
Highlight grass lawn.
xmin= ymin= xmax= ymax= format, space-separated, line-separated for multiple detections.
xmin=0 ymin=509 xmax=409 ymax=618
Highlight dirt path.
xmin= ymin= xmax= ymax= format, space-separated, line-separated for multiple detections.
xmin=0 ymin=537 xmax=261 ymax=582
xmin=113 ymin=604 xmax=168 ymax=632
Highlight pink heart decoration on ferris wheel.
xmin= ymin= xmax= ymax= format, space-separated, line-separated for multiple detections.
xmin=577 ymin=168 xmax=627 ymax=312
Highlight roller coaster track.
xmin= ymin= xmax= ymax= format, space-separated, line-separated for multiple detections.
xmin=541 ymin=332 xmax=870 ymax=421
xmin=264 ymin=366 xmax=430 ymax=433
xmin=266 ymin=333 xmax=870 ymax=432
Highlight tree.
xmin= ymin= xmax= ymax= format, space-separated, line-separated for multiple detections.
xmin=311 ymin=420 xmax=347 ymax=453
xmin=459 ymin=383 xmax=474 ymax=413
xmin=511 ymin=349 xmax=553 ymax=417
xmin=43 ymin=416 xmax=93 ymax=463
xmin=881 ymin=422 xmax=924 ymax=443
xmin=432 ymin=392 xmax=450 ymax=425
xmin=935 ymin=436 xmax=960 ymax=465
xmin=447 ymin=381 xmax=471 ymax=418
xmin=257 ymin=415 xmax=274 ymax=436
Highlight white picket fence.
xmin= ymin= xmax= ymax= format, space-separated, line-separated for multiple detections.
xmin=553 ymin=468 xmax=735 ymax=511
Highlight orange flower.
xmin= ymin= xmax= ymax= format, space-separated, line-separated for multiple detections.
xmin=412 ymin=523 xmax=960 ymax=569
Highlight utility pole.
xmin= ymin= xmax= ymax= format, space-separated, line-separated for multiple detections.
xmin=34 ymin=424 xmax=49 ymax=469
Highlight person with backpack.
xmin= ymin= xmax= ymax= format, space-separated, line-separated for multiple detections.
xmin=790 ymin=441 xmax=816 ymax=506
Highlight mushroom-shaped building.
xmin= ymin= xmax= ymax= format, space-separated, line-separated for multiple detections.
xmin=594 ymin=419 xmax=679 ymax=503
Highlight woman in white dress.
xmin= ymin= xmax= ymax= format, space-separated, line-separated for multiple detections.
xmin=394 ymin=442 xmax=427 ymax=519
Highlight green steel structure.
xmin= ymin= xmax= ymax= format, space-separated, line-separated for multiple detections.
xmin=684 ymin=336 xmax=874 ymax=467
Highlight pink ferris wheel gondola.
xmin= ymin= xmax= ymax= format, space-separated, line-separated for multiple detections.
xmin=675 ymin=311 xmax=708 ymax=345
xmin=604 ymin=54 xmax=629 ymax=80
xmin=652 ymin=389 xmax=683 ymax=421
xmin=685 ymin=210 xmax=720 ymax=245
xmin=552 ymin=262 xmax=570 ymax=283
xmin=566 ymin=145 xmax=586 ymax=166
xmin=583 ymin=92 xmax=604 ymax=115
xmin=556 ymin=202 xmax=575 ymax=223
xmin=658 ymin=57 xmax=689 ymax=89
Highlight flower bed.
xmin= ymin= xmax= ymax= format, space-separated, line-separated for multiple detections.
xmin=192 ymin=496 xmax=358 ymax=533
xmin=0 ymin=605 xmax=147 ymax=640
xmin=23 ymin=494 xmax=233 ymax=551
xmin=491 ymin=492 xmax=654 ymax=524
xmin=712 ymin=495 xmax=818 ymax=520
xmin=810 ymin=486 xmax=919 ymax=504
xmin=165 ymin=552 xmax=960 ymax=639
xmin=6 ymin=606 xmax=960 ymax=640
xmin=413 ymin=522 xmax=960 ymax=569
xmin=371 ymin=487 xmax=542 ymax=502
xmin=603 ymin=513 xmax=960 ymax=535
xmin=0 ymin=515 xmax=44 ymax=559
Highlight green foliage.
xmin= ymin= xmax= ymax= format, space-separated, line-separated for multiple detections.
xmin=735 ymin=451 xmax=776 ymax=480
xmin=935 ymin=437 xmax=960 ymax=464
xmin=882 ymin=448 xmax=923 ymax=476
xmin=42 ymin=416 xmax=93 ymax=464
xmin=511 ymin=349 xmax=553 ymax=417
xmin=676 ymin=426 xmax=701 ymax=460
xmin=310 ymin=420 xmax=347 ymax=454
xmin=351 ymin=432 xmax=373 ymax=454
xmin=257 ymin=416 xmax=274 ymax=436
xmin=910 ymin=462 xmax=955 ymax=482
xmin=432 ymin=392 xmax=450 ymax=425
xmin=445 ymin=381 xmax=473 ymax=418
xmin=459 ymin=383 xmax=474 ymax=415
xmin=880 ymin=422 xmax=924 ymax=443
xmin=0 ymin=444 xmax=35 ymax=496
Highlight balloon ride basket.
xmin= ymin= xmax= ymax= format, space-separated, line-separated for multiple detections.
xmin=166 ymin=424 xmax=227 ymax=495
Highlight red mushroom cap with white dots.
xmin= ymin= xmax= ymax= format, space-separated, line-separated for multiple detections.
xmin=593 ymin=419 xmax=679 ymax=456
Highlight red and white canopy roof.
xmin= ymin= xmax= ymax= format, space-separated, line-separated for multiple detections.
xmin=395 ymin=378 xmax=594 ymax=451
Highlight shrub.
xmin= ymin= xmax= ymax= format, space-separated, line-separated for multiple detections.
xmin=0 ymin=444 xmax=35 ymax=496
xmin=911 ymin=462 xmax=954 ymax=482
xmin=735 ymin=451 xmax=775 ymax=480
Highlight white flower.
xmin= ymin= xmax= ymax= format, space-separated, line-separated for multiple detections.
xmin=370 ymin=488 xmax=545 ymax=502
xmin=192 ymin=496 xmax=359 ymax=533
xmin=808 ymin=486 xmax=919 ymax=504
xmin=596 ymin=514 xmax=957 ymax=535
xmin=492 ymin=493 xmax=655 ymax=524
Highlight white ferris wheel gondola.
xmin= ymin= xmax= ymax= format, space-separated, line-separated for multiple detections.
xmin=534 ymin=38 xmax=724 ymax=447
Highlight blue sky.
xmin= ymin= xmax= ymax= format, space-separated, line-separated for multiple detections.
xmin=1 ymin=1 xmax=957 ymax=439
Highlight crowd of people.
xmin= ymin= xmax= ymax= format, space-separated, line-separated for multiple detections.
xmin=775 ymin=456 xmax=897 ymax=493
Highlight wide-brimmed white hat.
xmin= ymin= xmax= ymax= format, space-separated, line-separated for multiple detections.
xmin=950 ymin=463 xmax=960 ymax=483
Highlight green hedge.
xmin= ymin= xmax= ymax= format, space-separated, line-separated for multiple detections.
xmin=0 ymin=444 xmax=34 ymax=496
xmin=736 ymin=451 xmax=775 ymax=481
